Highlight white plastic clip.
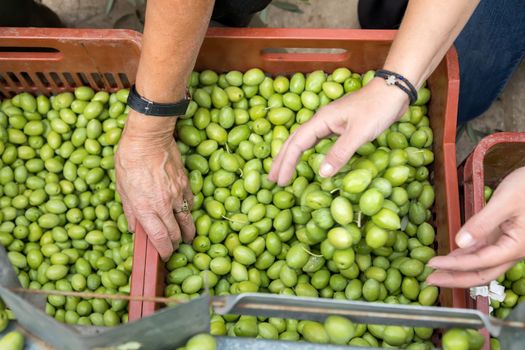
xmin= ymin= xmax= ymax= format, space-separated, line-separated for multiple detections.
xmin=488 ymin=280 xmax=506 ymax=303
xmin=470 ymin=286 xmax=489 ymax=299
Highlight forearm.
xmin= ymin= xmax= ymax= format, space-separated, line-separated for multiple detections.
xmin=127 ymin=0 xmax=215 ymax=137
xmin=383 ymin=0 xmax=479 ymax=88
xmin=137 ymin=0 xmax=214 ymax=101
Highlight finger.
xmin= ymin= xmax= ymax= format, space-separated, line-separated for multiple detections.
xmin=183 ymin=185 xmax=194 ymax=210
xmin=267 ymin=136 xmax=291 ymax=182
xmin=428 ymin=233 xmax=522 ymax=271
xmin=121 ymin=201 xmax=137 ymax=233
xmin=426 ymin=261 xmax=515 ymax=288
xmin=274 ymin=118 xmax=332 ymax=186
xmin=319 ymin=126 xmax=362 ymax=177
xmin=177 ymin=189 xmax=196 ymax=244
xmin=137 ymin=213 xmax=173 ymax=261
xmin=159 ymin=208 xmax=183 ymax=251
xmin=440 ymin=242 xmax=486 ymax=258
xmin=176 ymin=211 xmax=196 ymax=244
xmin=269 ymin=116 xmax=331 ymax=184
xmin=456 ymin=186 xmax=515 ymax=249
xmin=277 ymin=138 xmax=307 ymax=186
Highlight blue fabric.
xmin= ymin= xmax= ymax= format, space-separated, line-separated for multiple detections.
xmin=455 ymin=0 xmax=525 ymax=124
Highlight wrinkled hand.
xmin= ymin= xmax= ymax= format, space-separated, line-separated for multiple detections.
xmin=115 ymin=110 xmax=195 ymax=261
xmin=427 ymin=167 xmax=525 ymax=288
xmin=268 ymin=78 xmax=409 ymax=186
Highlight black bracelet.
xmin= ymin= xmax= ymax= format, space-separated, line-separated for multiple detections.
xmin=127 ymin=85 xmax=191 ymax=117
xmin=374 ymin=69 xmax=418 ymax=105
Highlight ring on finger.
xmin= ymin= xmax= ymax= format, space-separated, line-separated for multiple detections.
xmin=174 ymin=199 xmax=190 ymax=214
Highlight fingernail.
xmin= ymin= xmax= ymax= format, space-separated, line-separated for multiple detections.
xmin=320 ymin=163 xmax=334 ymax=177
xmin=456 ymin=231 xmax=475 ymax=248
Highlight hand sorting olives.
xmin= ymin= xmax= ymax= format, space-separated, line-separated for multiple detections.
xmin=164 ymin=68 xmax=445 ymax=348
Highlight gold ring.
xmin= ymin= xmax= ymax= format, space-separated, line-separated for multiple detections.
xmin=175 ymin=199 xmax=190 ymax=214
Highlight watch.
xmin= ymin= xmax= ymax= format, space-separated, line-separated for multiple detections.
xmin=127 ymin=84 xmax=191 ymax=117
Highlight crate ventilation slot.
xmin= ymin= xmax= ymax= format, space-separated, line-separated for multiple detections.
xmin=0 ymin=71 xmax=132 ymax=96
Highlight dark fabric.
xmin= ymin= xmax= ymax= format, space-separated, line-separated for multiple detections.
xmin=212 ymin=0 xmax=272 ymax=27
xmin=358 ymin=0 xmax=408 ymax=29
xmin=0 ymin=0 xmax=63 ymax=27
xmin=0 ymin=0 xmax=270 ymax=28
xmin=454 ymin=0 xmax=525 ymax=123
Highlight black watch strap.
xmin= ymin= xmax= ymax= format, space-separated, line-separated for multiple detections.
xmin=127 ymin=85 xmax=191 ymax=117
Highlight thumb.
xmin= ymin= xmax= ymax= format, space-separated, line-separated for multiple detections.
xmin=319 ymin=128 xmax=360 ymax=177
xmin=457 ymin=189 xmax=514 ymax=249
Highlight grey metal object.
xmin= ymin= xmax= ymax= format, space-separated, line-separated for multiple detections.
xmin=0 ymin=284 xmax=210 ymax=350
xmin=216 ymin=336 xmax=384 ymax=350
xmin=500 ymin=301 xmax=525 ymax=350
xmin=0 ymin=246 xmax=46 ymax=310
xmin=0 ymin=244 xmax=211 ymax=350
xmin=214 ymin=293 xmax=525 ymax=337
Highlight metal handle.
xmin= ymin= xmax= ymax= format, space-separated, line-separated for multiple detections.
xmin=213 ymin=293 xmax=520 ymax=337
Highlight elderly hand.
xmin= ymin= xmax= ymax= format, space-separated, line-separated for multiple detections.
xmin=427 ymin=167 xmax=525 ymax=288
xmin=268 ymin=78 xmax=410 ymax=186
xmin=115 ymin=110 xmax=195 ymax=261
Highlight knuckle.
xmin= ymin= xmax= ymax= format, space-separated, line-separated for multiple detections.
xmin=328 ymin=148 xmax=347 ymax=165
xmin=150 ymin=230 xmax=167 ymax=241
xmin=169 ymin=230 xmax=182 ymax=242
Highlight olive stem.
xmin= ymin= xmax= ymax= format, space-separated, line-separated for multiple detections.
xmin=301 ymin=246 xmax=323 ymax=258
xmin=221 ymin=215 xmax=248 ymax=225
xmin=356 ymin=211 xmax=362 ymax=228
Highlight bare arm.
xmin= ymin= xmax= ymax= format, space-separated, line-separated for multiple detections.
xmin=116 ymin=0 xmax=215 ymax=260
xmin=127 ymin=0 xmax=215 ymax=135
xmin=384 ymin=0 xmax=479 ymax=88
xmin=269 ymin=0 xmax=480 ymax=184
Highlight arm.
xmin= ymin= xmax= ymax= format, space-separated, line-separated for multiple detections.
xmin=127 ymin=0 xmax=214 ymax=136
xmin=116 ymin=0 xmax=215 ymax=260
xmin=384 ymin=0 xmax=479 ymax=88
xmin=268 ymin=0 xmax=479 ymax=185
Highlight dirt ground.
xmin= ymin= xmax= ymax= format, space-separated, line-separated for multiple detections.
xmin=39 ymin=0 xmax=525 ymax=163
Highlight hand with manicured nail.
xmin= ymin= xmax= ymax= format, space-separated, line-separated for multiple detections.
xmin=115 ymin=110 xmax=196 ymax=261
xmin=268 ymin=78 xmax=409 ymax=186
xmin=427 ymin=167 xmax=525 ymax=288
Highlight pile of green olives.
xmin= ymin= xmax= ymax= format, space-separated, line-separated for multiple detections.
xmin=166 ymin=67 xmax=439 ymax=349
xmin=0 ymin=88 xmax=133 ymax=326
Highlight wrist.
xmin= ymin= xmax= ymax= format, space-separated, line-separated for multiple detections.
xmin=368 ymin=77 xmax=410 ymax=105
xmin=381 ymin=63 xmax=424 ymax=90
xmin=135 ymin=83 xmax=188 ymax=104
xmin=123 ymin=110 xmax=177 ymax=146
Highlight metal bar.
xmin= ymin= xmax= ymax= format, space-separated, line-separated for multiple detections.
xmin=213 ymin=294 xmax=514 ymax=336
xmin=216 ymin=336 xmax=384 ymax=350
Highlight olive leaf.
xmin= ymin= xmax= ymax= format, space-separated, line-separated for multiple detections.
xmin=259 ymin=8 xmax=268 ymax=24
xmin=464 ymin=123 xmax=491 ymax=143
xmin=105 ymin=0 xmax=116 ymax=15
xmin=271 ymin=1 xmax=303 ymax=13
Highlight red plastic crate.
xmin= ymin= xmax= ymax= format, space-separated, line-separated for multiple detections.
xmin=0 ymin=27 xmax=144 ymax=321
xmin=462 ymin=132 xmax=525 ymax=349
xmin=138 ymin=27 xmax=463 ymax=318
